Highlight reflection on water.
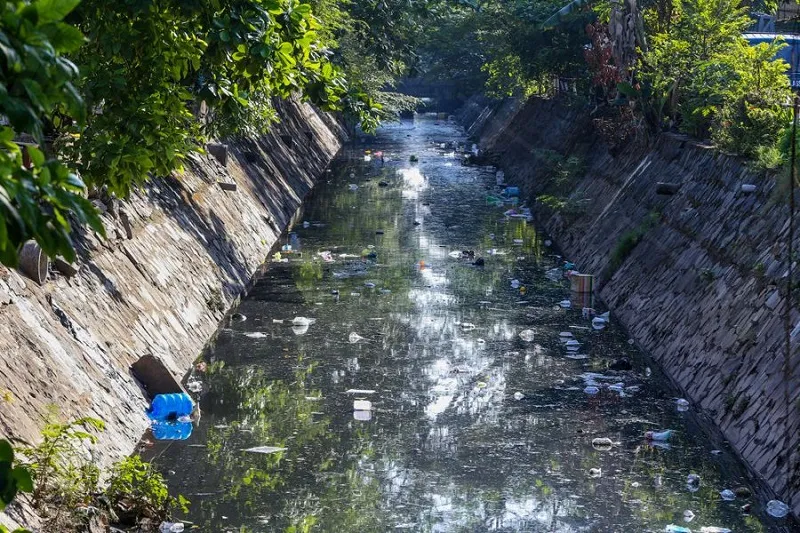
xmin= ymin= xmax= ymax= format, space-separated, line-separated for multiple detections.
xmin=144 ymin=118 xmax=796 ymax=532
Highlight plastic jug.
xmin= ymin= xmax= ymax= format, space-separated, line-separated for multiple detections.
xmin=151 ymin=420 xmax=193 ymax=441
xmin=147 ymin=393 xmax=194 ymax=421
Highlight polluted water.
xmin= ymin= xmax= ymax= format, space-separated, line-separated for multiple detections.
xmin=141 ymin=117 xmax=795 ymax=532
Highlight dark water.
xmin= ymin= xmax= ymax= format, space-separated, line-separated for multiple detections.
xmin=146 ymin=118 xmax=796 ymax=532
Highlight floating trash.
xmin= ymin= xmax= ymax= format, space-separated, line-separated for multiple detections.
xmin=461 ymin=322 xmax=477 ymax=331
xmin=346 ymin=389 xmax=376 ymax=394
xmin=676 ymin=398 xmax=690 ymax=411
xmin=353 ymin=410 xmax=371 ymax=421
xmin=687 ymin=474 xmax=701 ymax=492
xmin=584 ymin=386 xmax=600 ymax=395
xmin=588 ymin=467 xmax=602 ymax=478
xmin=683 ymin=510 xmax=695 ymax=522
xmin=646 ymin=429 xmax=674 ymax=441
xmin=231 ymin=313 xmax=247 ymax=323
xmin=349 ymin=184 xmax=359 ymax=191
xmin=565 ymin=353 xmax=589 ymax=360
xmin=354 ymin=400 xmax=372 ymax=411
xmin=513 ymin=391 xmax=525 ymax=401
xmin=766 ymin=499 xmax=790 ymax=518
xmin=510 ymin=279 xmax=521 ymax=289
xmin=699 ymin=528 xmax=732 ymax=533
xmin=665 ymin=525 xmax=691 ymax=533
xmin=519 ymin=329 xmax=535 ymax=342
xmin=545 ymin=268 xmax=562 ymax=282
xmin=559 ymin=331 xmax=573 ymax=339
xmin=592 ymin=317 xmax=606 ymax=330
xmin=291 ymin=317 xmax=316 ymax=326
xmin=559 ymin=300 xmax=571 ymax=309
xmin=243 ymin=446 xmax=287 ymax=454
xmin=349 ymin=332 xmax=365 ymax=343
xmin=720 ymin=489 xmax=736 ymax=501
xmin=592 ymin=437 xmax=613 ymax=450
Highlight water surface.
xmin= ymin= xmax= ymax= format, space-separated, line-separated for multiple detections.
xmin=147 ymin=118 xmax=795 ymax=532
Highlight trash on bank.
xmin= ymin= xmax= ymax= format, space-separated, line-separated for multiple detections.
xmin=346 ymin=389 xmax=376 ymax=394
xmin=683 ymin=510 xmax=695 ymax=522
xmin=151 ymin=420 xmax=193 ymax=441
xmin=699 ymin=528 xmax=732 ymax=533
xmin=519 ymin=329 xmax=535 ymax=342
xmin=584 ymin=386 xmax=600 ymax=395
xmin=148 ymin=393 xmax=194 ymax=421
xmin=720 ymin=489 xmax=736 ymax=501
xmin=159 ymin=522 xmax=185 ymax=533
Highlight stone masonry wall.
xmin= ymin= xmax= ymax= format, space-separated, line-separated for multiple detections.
xmin=472 ymin=97 xmax=800 ymax=517
xmin=0 ymin=99 xmax=345 ymax=528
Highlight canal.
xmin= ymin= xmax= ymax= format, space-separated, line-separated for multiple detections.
xmin=146 ymin=117 xmax=794 ymax=532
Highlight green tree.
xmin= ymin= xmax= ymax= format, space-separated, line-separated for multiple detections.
xmin=0 ymin=0 xmax=104 ymax=267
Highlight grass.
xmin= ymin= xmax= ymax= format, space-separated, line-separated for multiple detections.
xmin=606 ymin=211 xmax=661 ymax=277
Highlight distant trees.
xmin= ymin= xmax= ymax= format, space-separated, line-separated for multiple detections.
xmin=419 ymin=0 xmax=793 ymax=166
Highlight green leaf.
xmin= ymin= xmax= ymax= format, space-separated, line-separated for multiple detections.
xmin=26 ymin=146 xmax=45 ymax=167
xmin=36 ymin=0 xmax=82 ymax=24
xmin=11 ymin=467 xmax=32 ymax=493
xmin=40 ymin=22 xmax=85 ymax=53
xmin=0 ymin=440 xmax=12 ymax=463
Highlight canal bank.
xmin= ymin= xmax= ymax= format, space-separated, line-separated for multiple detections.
xmin=467 ymin=96 xmax=800 ymax=519
xmin=0 ymin=99 xmax=346 ymax=528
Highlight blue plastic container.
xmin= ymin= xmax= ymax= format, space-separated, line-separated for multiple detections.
xmin=504 ymin=186 xmax=520 ymax=197
xmin=147 ymin=393 xmax=194 ymax=421
xmin=151 ymin=420 xmax=193 ymax=441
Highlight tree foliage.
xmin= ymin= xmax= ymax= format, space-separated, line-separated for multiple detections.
xmin=0 ymin=0 xmax=431 ymax=267
xmin=0 ymin=0 xmax=103 ymax=267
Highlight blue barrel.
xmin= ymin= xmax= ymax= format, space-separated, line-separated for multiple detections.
xmin=504 ymin=186 xmax=520 ymax=197
xmin=147 ymin=393 xmax=194 ymax=421
xmin=151 ymin=420 xmax=193 ymax=441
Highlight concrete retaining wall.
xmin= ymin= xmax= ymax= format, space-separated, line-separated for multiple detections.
xmin=0 ymin=99 xmax=345 ymax=528
xmin=471 ymin=96 xmax=800 ymax=517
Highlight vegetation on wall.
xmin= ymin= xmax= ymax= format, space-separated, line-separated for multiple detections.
xmin=1 ymin=412 xmax=185 ymax=532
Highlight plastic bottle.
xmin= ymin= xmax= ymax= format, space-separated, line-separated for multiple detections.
xmin=766 ymin=499 xmax=790 ymax=518
xmin=645 ymin=429 xmax=674 ymax=441
xmin=147 ymin=393 xmax=194 ymax=421
xmin=665 ymin=526 xmax=692 ymax=533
